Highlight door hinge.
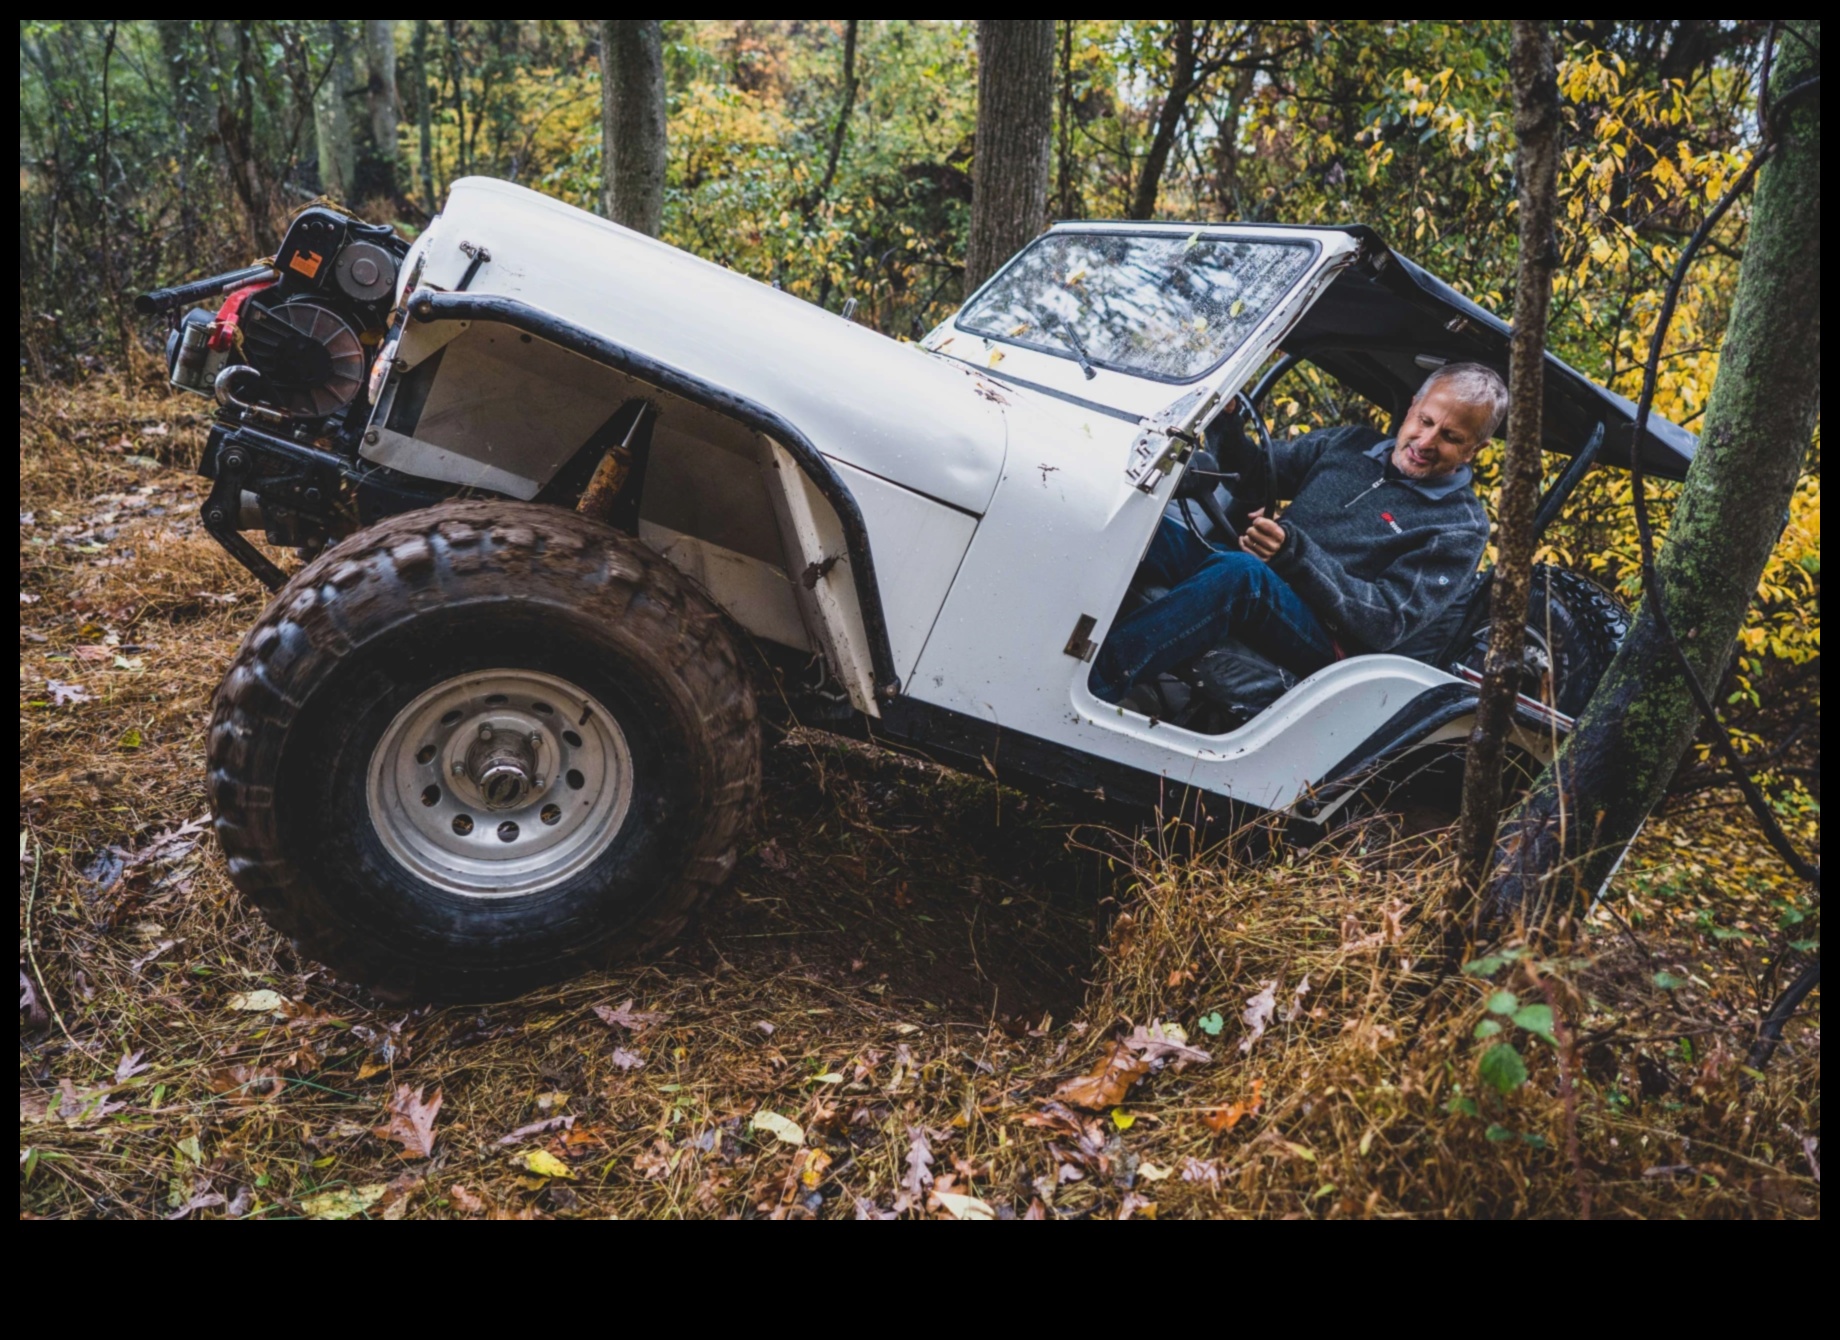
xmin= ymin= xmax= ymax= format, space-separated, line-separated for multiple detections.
xmin=1063 ymin=613 xmax=1098 ymax=662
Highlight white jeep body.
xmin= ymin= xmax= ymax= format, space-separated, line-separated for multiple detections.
xmin=365 ymin=178 xmax=1541 ymax=812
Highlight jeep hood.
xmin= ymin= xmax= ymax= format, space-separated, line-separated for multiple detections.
xmin=412 ymin=178 xmax=1008 ymax=515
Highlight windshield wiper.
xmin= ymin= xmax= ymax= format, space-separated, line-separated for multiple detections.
xmin=1048 ymin=318 xmax=1098 ymax=380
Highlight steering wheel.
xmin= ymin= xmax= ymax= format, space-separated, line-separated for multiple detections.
xmin=1174 ymin=390 xmax=1280 ymax=548
xmin=1228 ymin=389 xmax=1280 ymax=520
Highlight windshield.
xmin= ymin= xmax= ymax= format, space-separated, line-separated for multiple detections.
xmin=958 ymin=232 xmax=1317 ymax=383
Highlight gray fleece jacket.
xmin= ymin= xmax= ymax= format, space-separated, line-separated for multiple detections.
xmin=1258 ymin=425 xmax=1488 ymax=653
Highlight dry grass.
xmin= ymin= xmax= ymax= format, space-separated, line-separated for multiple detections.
xmin=19 ymin=377 xmax=1820 ymax=1219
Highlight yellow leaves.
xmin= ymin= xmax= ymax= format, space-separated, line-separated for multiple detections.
xmin=523 ymin=1149 xmax=573 ymax=1178
xmin=227 ymin=990 xmax=286 ymax=1014
xmin=300 ymin=1184 xmax=386 ymax=1220
xmin=750 ymin=1110 xmax=805 ymax=1145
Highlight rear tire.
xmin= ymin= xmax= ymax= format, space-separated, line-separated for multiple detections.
xmin=1462 ymin=564 xmax=1630 ymax=718
xmin=208 ymin=501 xmax=759 ymax=1000
xmin=1533 ymin=567 xmax=1630 ymax=718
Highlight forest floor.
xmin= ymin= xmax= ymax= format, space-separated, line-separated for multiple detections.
xmin=20 ymin=376 xmax=1821 ymax=1219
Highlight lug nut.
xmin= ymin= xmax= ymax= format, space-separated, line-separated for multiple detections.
xmin=528 ymin=732 xmax=542 ymax=749
xmin=478 ymin=725 xmax=494 ymax=741
xmin=533 ymin=776 xmax=546 ymax=790
xmin=451 ymin=760 xmax=465 ymax=776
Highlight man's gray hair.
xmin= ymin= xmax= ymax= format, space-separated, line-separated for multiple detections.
xmin=1418 ymin=362 xmax=1509 ymax=440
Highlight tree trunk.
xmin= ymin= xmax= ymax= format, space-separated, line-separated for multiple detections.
xmin=965 ymin=20 xmax=1054 ymax=294
xmin=1211 ymin=42 xmax=1258 ymax=219
xmin=217 ymin=23 xmax=274 ymax=249
xmin=600 ymin=20 xmax=667 ymax=237
xmin=1055 ymin=20 xmax=1074 ymax=219
xmin=157 ymin=20 xmax=215 ymax=269
xmin=1129 ymin=20 xmax=1198 ymax=221
xmin=364 ymin=19 xmax=400 ymax=199
xmin=314 ymin=21 xmax=358 ymax=199
xmin=1483 ymin=20 xmax=1822 ymax=921
xmin=413 ymin=19 xmax=436 ymax=211
xmin=805 ymin=19 xmax=859 ymax=218
xmin=1451 ymin=21 xmax=1560 ymax=906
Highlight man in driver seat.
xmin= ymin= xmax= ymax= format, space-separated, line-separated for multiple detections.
xmin=1091 ymin=362 xmax=1506 ymax=707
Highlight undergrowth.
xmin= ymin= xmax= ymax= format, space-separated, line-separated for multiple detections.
xmin=20 ymin=376 xmax=1820 ymax=1218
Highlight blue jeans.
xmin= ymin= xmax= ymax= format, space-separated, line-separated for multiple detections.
xmin=1090 ymin=518 xmax=1337 ymax=701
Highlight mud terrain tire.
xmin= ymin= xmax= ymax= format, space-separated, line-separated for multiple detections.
xmin=208 ymin=501 xmax=759 ymax=999
xmin=1524 ymin=566 xmax=1630 ymax=719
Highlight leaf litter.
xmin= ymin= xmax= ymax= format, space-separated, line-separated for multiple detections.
xmin=14 ymin=377 xmax=1819 ymax=1220
xmin=374 ymin=1085 xmax=443 ymax=1159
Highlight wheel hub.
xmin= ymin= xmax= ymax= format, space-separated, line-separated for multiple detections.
xmin=467 ymin=726 xmax=540 ymax=810
xmin=366 ymin=669 xmax=634 ymax=898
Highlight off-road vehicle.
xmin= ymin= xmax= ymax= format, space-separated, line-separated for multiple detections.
xmin=140 ymin=179 xmax=1695 ymax=996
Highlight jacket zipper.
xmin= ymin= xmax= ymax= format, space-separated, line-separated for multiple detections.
xmin=1343 ymin=476 xmax=1386 ymax=508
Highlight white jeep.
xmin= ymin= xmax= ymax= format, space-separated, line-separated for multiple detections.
xmin=144 ymin=178 xmax=1694 ymax=997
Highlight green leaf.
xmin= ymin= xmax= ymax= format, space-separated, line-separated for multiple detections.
xmin=1520 ymin=1132 xmax=1548 ymax=1149
xmin=118 ymin=727 xmax=143 ymax=749
xmin=1486 ymin=990 xmax=1519 ymax=1015
xmin=1484 ymin=1123 xmax=1514 ymax=1142
xmin=1196 ymin=1011 xmax=1225 ymax=1037
xmin=1445 ymin=1094 xmax=1479 ymax=1118
xmin=1473 ymin=1018 xmax=1503 ymax=1039
xmin=1510 ymin=1003 xmax=1556 ymax=1044
xmin=1652 ymin=971 xmax=1685 ymax=990
xmin=1462 ymin=954 xmax=1506 ymax=977
xmin=1478 ymin=1042 xmax=1528 ymax=1095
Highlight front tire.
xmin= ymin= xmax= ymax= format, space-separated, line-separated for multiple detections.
xmin=208 ymin=502 xmax=759 ymax=999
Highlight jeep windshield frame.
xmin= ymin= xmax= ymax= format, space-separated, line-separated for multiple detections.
xmin=958 ymin=231 xmax=1320 ymax=386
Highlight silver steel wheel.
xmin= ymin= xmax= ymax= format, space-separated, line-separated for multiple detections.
xmin=367 ymin=668 xmax=634 ymax=897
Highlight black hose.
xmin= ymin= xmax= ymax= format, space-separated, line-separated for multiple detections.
xmin=1746 ymin=958 xmax=1820 ymax=1071
xmin=135 ymin=264 xmax=276 ymax=316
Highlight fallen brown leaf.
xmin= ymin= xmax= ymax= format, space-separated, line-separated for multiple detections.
xmin=497 ymin=1114 xmax=576 ymax=1146
xmin=1052 ymin=1041 xmax=1151 ymax=1111
xmin=1014 ymin=1099 xmax=1096 ymax=1141
xmin=1239 ymin=980 xmax=1278 ymax=1054
xmin=374 ymin=1083 xmax=442 ymax=1159
xmin=112 ymin=1048 xmax=151 ymax=1084
xmin=208 ymin=1065 xmax=285 ymax=1104
xmin=593 ymin=998 xmax=665 ymax=1032
xmin=1123 ymin=1020 xmax=1213 ymax=1066
xmin=896 ymin=1126 xmax=934 ymax=1211
xmin=1201 ymin=1078 xmax=1265 ymax=1133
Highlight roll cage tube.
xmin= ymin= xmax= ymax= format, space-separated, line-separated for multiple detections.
xmin=404 ymin=288 xmax=903 ymax=701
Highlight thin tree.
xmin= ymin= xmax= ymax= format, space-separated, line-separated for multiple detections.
xmin=1483 ymin=20 xmax=1822 ymax=923
xmin=364 ymin=19 xmax=400 ymax=199
xmin=412 ymin=19 xmax=436 ymax=211
xmin=315 ymin=21 xmax=358 ymax=199
xmin=600 ymin=20 xmax=667 ymax=237
xmin=1451 ymin=20 xmax=1560 ymax=909
xmin=965 ymin=20 xmax=1054 ymax=293
xmin=803 ymin=19 xmax=859 ymax=219
xmin=1055 ymin=20 xmax=1074 ymax=219
xmin=1128 ymin=21 xmax=1258 ymax=221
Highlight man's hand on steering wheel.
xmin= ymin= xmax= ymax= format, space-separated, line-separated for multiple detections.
xmin=1239 ymin=508 xmax=1285 ymax=562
